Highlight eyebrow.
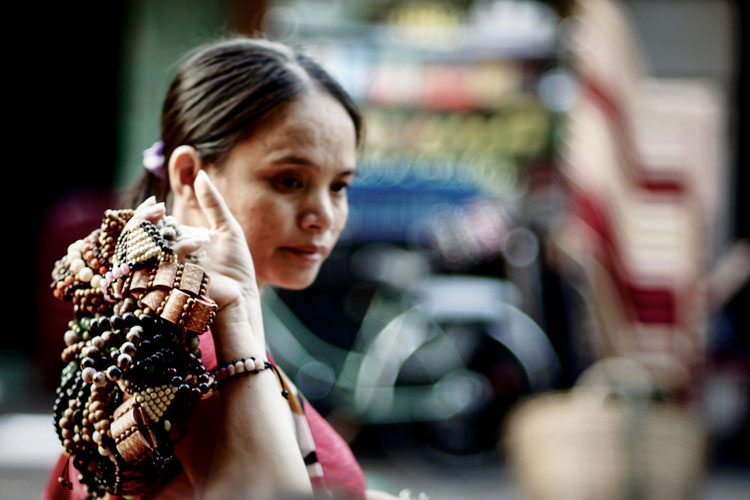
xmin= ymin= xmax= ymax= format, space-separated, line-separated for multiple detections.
xmin=270 ymin=155 xmax=358 ymax=176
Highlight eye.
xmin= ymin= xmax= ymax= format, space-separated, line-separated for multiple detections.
xmin=272 ymin=173 xmax=304 ymax=192
xmin=331 ymin=181 xmax=350 ymax=194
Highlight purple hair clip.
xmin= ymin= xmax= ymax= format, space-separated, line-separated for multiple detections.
xmin=143 ymin=140 xmax=166 ymax=178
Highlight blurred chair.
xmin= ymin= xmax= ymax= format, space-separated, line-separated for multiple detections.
xmin=552 ymin=0 xmax=725 ymax=397
xmin=505 ymin=357 xmax=706 ymax=500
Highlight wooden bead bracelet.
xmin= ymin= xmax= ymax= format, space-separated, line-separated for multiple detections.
xmin=52 ymin=210 xmax=218 ymax=335
xmin=50 ymin=209 xmax=221 ymax=498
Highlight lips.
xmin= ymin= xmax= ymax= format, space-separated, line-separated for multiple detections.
xmin=280 ymin=245 xmax=327 ymax=263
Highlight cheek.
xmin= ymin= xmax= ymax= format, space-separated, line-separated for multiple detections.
xmin=227 ymin=199 xmax=272 ymax=249
xmin=333 ymin=202 xmax=349 ymax=237
xmin=236 ymin=198 xmax=294 ymax=254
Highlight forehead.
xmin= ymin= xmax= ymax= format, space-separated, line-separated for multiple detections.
xmin=255 ymin=90 xmax=357 ymax=168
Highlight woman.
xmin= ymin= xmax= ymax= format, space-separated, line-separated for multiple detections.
xmin=45 ymin=37 xmax=399 ymax=500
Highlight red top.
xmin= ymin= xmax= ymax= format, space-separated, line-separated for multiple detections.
xmin=43 ymin=333 xmax=366 ymax=500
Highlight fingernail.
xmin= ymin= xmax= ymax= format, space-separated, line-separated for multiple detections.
xmin=145 ymin=195 xmax=156 ymax=204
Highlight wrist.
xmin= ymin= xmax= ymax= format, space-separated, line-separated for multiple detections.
xmin=212 ymin=301 xmax=266 ymax=365
xmin=217 ymin=299 xmax=250 ymax=324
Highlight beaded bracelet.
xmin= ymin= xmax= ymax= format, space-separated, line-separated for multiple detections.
xmin=52 ymin=211 xmax=218 ymax=335
xmin=50 ymin=209 xmax=219 ymax=498
xmin=213 ymin=357 xmax=289 ymax=399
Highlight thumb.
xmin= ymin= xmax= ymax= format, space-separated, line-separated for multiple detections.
xmin=194 ymin=170 xmax=235 ymax=231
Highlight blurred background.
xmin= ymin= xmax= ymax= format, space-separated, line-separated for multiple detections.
xmin=2 ymin=0 xmax=749 ymax=498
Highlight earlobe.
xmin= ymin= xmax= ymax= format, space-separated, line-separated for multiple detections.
xmin=168 ymin=145 xmax=203 ymax=205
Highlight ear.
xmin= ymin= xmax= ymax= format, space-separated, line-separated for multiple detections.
xmin=168 ymin=145 xmax=203 ymax=207
xmin=167 ymin=145 xmax=212 ymax=227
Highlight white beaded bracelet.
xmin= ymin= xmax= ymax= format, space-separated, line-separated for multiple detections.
xmin=212 ymin=357 xmax=289 ymax=398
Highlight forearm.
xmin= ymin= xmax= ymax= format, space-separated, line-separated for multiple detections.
xmin=204 ymin=365 xmax=311 ymax=498
xmin=193 ymin=305 xmax=311 ymax=498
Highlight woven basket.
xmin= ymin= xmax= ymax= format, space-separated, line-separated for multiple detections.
xmin=504 ymin=358 xmax=706 ymax=500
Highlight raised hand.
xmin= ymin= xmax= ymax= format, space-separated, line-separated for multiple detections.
xmin=190 ymin=169 xmax=266 ymax=355
xmin=128 ymin=171 xmax=265 ymax=354
xmin=191 ymin=170 xmax=260 ymax=308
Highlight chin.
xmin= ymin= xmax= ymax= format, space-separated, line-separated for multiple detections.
xmin=276 ymin=277 xmax=314 ymax=290
xmin=266 ymin=270 xmax=320 ymax=291
xmin=280 ymin=281 xmax=314 ymax=291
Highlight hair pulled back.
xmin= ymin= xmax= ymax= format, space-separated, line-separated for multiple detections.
xmin=124 ymin=37 xmax=362 ymax=208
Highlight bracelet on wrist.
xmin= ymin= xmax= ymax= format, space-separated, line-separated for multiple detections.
xmin=212 ymin=357 xmax=289 ymax=399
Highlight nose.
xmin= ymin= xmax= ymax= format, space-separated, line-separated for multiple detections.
xmin=298 ymin=190 xmax=333 ymax=232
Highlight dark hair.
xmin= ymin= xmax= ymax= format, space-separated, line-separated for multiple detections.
xmin=123 ymin=37 xmax=362 ymax=208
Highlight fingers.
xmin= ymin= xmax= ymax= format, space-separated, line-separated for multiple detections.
xmin=141 ymin=201 xmax=166 ymax=224
xmin=140 ymin=195 xmax=157 ymax=207
xmin=179 ymin=225 xmax=211 ymax=241
xmin=193 ymin=170 xmax=235 ymax=231
xmin=174 ymin=226 xmax=211 ymax=260
xmin=173 ymin=236 xmax=210 ymax=261
xmin=125 ymin=196 xmax=166 ymax=231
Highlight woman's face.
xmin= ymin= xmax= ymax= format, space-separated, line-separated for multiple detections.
xmin=207 ymin=89 xmax=357 ymax=290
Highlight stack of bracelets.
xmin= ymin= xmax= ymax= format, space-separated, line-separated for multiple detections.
xmin=50 ymin=209 xmax=224 ymax=497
